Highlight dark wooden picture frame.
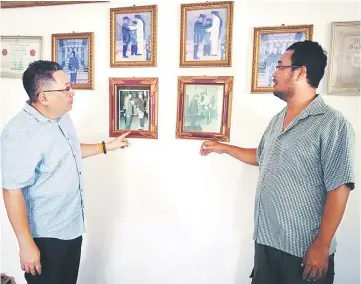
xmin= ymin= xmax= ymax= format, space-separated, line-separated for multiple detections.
xmin=176 ymin=76 xmax=233 ymax=141
xmin=109 ymin=77 xmax=158 ymax=139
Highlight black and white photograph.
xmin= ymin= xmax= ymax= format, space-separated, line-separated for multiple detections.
xmin=116 ymin=88 xmax=150 ymax=131
xmin=183 ymin=84 xmax=223 ymax=133
xmin=176 ymin=76 xmax=233 ymax=141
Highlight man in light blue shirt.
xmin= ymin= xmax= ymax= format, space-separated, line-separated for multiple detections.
xmin=200 ymin=41 xmax=355 ymax=284
xmin=1 ymin=60 xmax=130 ymax=284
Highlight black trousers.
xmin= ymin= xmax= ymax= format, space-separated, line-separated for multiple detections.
xmin=25 ymin=236 xmax=82 ymax=284
xmin=250 ymin=242 xmax=335 ymax=284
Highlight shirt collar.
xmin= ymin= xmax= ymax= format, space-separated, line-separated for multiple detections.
xmin=302 ymin=94 xmax=328 ymax=116
xmin=282 ymin=94 xmax=328 ymax=120
xmin=23 ymin=100 xmax=62 ymax=123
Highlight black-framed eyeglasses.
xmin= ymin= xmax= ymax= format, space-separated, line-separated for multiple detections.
xmin=275 ymin=65 xmax=300 ymax=70
xmin=37 ymin=86 xmax=72 ymax=97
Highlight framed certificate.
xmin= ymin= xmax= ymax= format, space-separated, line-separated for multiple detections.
xmin=1 ymin=36 xmax=43 ymax=78
xmin=328 ymin=21 xmax=360 ymax=96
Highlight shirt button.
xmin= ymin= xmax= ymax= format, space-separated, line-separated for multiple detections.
xmin=79 ymin=172 xmax=82 ymax=175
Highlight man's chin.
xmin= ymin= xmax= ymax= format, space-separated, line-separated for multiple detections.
xmin=273 ymin=90 xmax=286 ymax=100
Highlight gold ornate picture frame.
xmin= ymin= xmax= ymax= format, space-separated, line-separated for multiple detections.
xmin=110 ymin=5 xmax=157 ymax=67
xmin=109 ymin=77 xmax=158 ymax=139
xmin=176 ymin=76 xmax=233 ymax=141
xmin=251 ymin=24 xmax=313 ymax=93
xmin=51 ymin=32 xmax=94 ymax=89
xmin=328 ymin=21 xmax=360 ymax=96
xmin=180 ymin=1 xmax=234 ymax=67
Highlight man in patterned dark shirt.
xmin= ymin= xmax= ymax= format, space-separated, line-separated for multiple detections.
xmin=200 ymin=40 xmax=355 ymax=284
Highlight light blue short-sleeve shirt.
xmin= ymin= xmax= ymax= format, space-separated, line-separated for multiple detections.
xmin=254 ymin=95 xmax=355 ymax=257
xmin=1 ymin=101 xmax=85 ymax=240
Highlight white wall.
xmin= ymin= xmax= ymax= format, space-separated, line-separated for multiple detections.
xmin=0 ymin=1 xmax=360 ymax=284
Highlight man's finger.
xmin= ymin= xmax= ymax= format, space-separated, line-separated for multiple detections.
xmin=35 ymin=260 xmax=42 ymax=275
xmin=21 ymin=263 xmax=25 ymax=271
xmin=302 ymin=264 xmax=312 ymax=279
xmin=202 ymin=142 xmax=213 ymax=149
xmin=121 ymin=142 xmax=128 ymax=148
xmin=25 ymin=264 xmax=31 ymax=274
xmin=314 ymin=266 xmax=325 ymax=280
xmin=120 ymin=131 xmax=131 ymax=138
xmin=307 ymin=266 xmax=318 ymax=280
xmin=30 ymin=266 xmax=37 ymax=276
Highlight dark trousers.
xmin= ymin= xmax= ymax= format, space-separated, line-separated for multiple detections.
xmin=131 ymin=44 xmax=138 ymax=55
xmin=250 ymin=242 xmax=335 ymax=284
xmin=25 ymin=236 xmax=82 ymax=284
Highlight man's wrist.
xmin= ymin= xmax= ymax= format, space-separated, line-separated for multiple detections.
xmin=220 ymin=143 xmax=230 ymax=154
xmin=98 ymin=141 xmax=107 ymax=154
xmin=17 ymin=233 xmax=34 ymax=247
xmin=314 ymin=233 xmax=331 ymax=249
xmin=102 ymin=141 xmax=107 ymax=154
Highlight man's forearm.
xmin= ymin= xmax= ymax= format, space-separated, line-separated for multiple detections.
xmin=222 ymin=144 xmax=258 ymax=166
xmin=314 ymin=184 xmax=351 ymax=247
xmin=3 ymin=189 xmax=34 ymax=246
xmin=80 ymin=143 xmax=104 ymax=159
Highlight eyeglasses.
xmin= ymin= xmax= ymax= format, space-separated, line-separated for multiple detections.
xmin=37 ymin=86 xmax=72 ymax=97
xmin=275 ymin=65 xmax=300 ymax=70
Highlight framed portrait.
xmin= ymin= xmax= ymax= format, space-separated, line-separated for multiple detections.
xmin=176 ymin=76 xmax=233 ymax=141
xmin=180 ymin=1 xmax=234 ymax=67
xmin=51 ymin=32 xmax=94 ymax=89
xmin=109 ymin=77 xmax=158 ymax=139
xmin=328 ymin=21 xmax=360 ymax=96
xmin=1 ymin=36 xmax=42 ymax=78
xmin=110 ymin=5 xmax=157 ymax=67
xmin=251 ymin=24 xmax=313 ymax=93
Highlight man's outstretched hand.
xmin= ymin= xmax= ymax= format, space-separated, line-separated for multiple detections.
xmin=106 ymin=131 xmax=131 ymax=151
xmin=200 ymin=140 xmax=225 ymax=156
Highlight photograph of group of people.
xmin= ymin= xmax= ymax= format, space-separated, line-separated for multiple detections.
xmin=117 ymin=89 xmax=150 ymax=130
xmin=116 ymin=12 xmax=152 ymax=61
xmin=257 ymin=32 xmax=306 ymax=87
xmin=186 ymin=8 xmax=227 ymax=61
xmin=183 ymin=84 xmax=223 ymax=133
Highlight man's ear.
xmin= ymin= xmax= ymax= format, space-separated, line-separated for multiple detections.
xmin=37 ymin=92 xmax=49 ymax=105
xmin=298 ymin=66 xmax=308 ymax=80
xmin=293 ymin=66 xmax=307 ymax=82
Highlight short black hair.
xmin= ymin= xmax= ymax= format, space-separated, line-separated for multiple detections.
xmin=22 ymin=60 xmax=62 ymax=102
xmin=286 ymin=40 xmax=327 ymax=88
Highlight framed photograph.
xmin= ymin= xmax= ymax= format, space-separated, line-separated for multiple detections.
xmin=51 ymin=32 xmax=94 ymax=89
xmin=1 ymin=36 xmax=42 ymax=78
xmin=109 ymin=77 xmax=158 ymax=139
xmin=110 ymin=5 xmax=157 ymax=67
xmin=251 ymin=24 xmax=313 ymax=93
xmin=180 ymin=1 xmax=234 ymax=67
xmin=328 ymin=21 xmax=360 ymax=96
xmin=176 ymin=76 xmax=233 ymax=141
